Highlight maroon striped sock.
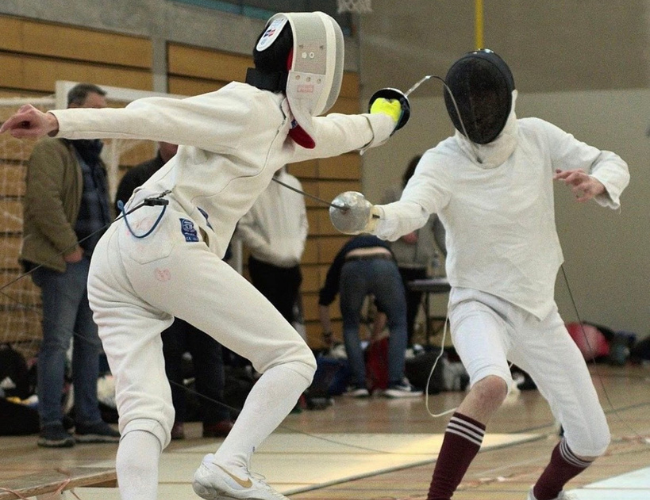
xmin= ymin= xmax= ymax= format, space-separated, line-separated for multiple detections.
xmin=533 ymin=438 xmax=593 ymax=500
xmin=427 ymin=412 xmax=486 ymax=500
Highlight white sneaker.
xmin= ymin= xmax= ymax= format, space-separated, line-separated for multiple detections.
xmin=193 ymin=454 xmax=288 ymax=500
xmin=527 ymin=487 xmax=577 ymax=500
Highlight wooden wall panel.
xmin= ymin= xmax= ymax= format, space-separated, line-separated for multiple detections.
xmin=318 ymin=180 xmax=361 ymax=201
xmin=302 ymin=239 xmax=318 ymax=264
xmin=319 ymin=235 xmax=350 ymax=262
xmin=168 ymin=44 xmax=251 ymax=82
xmin=0 ymin=236 xmax=22 ymax=270
xmin=288 ymin=160 xmax=318 ymax=179
xmin=319 ymin=154 xmax=361 ymax=179
xmin=0 ymin=54 xmax=27 ymax=90
xmin=0 ymin=17 xmax=23 ymax=52
xmin=0 ymin=54 xmax=152 ymax=93
xmin=299 ymin=181 xmax=319 ymax=208
xmin=0 ymin=310 xmax=41 ymax=342
xmin=313 ymin=209 xmax=340 ymax=236
xmin=0 ymin=17 xmax=151 ymax=68
xmin=167 ymin=77 xmax=227 ymax=97
xmin=0 ymin=164 xmax=25 ymax=197
xmin=306 ymin=209 xmax=320 ymax=235
xmin=301 ymin=266 xmax=321 ymax=293
xmin=330 ymin=96 xmax=361 ymax=115
xmin=340 ymin=72 xmax=360 ymax=99
xmin=0 ymin=200 xmax=22 ymax=233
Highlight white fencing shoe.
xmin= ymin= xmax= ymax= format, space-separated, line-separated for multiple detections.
xmin=193 ymin=454 xmax=288 ymax=500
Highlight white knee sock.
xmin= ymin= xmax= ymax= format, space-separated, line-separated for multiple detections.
xmin=116 ymin=430 xmax=162 ymax=500
xmin=213 ymin=364 xmax=309 ymax=469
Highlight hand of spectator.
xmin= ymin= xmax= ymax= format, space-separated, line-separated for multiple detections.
xmin=553 ymin=169 xmax=605 ymax=202
xmin=0 ymin=105 xmax=60 ymax=138
xmin=401 ymin=231 xmax=418 ymax=244
xmin=63 ymin=246 xmax=84 ymax=263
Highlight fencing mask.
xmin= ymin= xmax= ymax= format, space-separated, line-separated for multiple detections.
xmin=444 ymin=49 xmax=515 ymax=145
xmin=251 ymin=12 xmax=344 ymax=148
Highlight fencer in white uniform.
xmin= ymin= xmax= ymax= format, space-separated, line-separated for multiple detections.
xmin=0 ymin=12 xmax=405 ymax=500
xmin=331 ymin=49 xmax=629 ymax=500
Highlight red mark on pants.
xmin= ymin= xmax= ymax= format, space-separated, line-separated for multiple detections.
xmin=154 ymin=268 xmax=171 ymax=282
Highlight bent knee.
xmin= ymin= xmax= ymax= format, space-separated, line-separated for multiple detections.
xmin=121 ymin=416 xmax=173 ymax=450
xmin=253 ymin=340 xmax=316 ymax=381
xmin=568 ymin=427 xmax=611 ymax=458
xmin=473 ymin=375 xmax=509 ymax=404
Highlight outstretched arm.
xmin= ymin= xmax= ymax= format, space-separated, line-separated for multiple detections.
xmin=0 ymin=105 xmax=59 ymax=138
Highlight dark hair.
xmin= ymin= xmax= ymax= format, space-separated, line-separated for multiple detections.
xmin=67 ymin=83 xmax=107 ymax=107
xmin=253 ymin=23 xmax=294 ymax=73
xmin=402 ymin=155 xmax=422 ymax=188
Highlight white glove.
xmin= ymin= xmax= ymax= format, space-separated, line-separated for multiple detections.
xmin=329 ymin=191 xmax=381 ymax=235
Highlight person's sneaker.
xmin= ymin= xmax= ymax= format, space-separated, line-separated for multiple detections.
xmin=171 ymin=422 xmax=186 ymax=440
xmin=342 ymin=385 xmax=370 ymax=398
xmin=74 ymin=421 xmax=120 ymax=443
xmin=193 ymin=453 xmax=288 ymax=500
xmin=202 ymin=420 xmax=234 ymax=438
xmin=384 ymin=380 xmax=423 ymax=398
xmin=527 ymin=487 xmax=576 ymax=500
xmin=38 ymin=423 xmax=75 ymax=448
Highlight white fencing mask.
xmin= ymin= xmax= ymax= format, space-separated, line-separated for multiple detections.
xmin=254 ymin=12 xmax=344 ymax=148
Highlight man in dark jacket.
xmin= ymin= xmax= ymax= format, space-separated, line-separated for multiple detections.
xmin=23 ymin=83 xmax=119 ymax=447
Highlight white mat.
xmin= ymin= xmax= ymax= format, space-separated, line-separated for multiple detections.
xmin=79 ymin=432 xmax=540 ymax=499
xmin=569 ymin=466 xmax=650 ymax=500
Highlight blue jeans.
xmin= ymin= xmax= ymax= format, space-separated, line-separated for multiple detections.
xmin=31 ymin=257 xmax=103 ymax=427
xmin=339 ymin=258 xmax=408 ymax=388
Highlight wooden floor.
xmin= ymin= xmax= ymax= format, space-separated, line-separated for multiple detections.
xmin=1 ymin=364 xmax=649 ymax=499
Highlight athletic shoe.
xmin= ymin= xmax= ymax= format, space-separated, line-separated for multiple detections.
xmin=384 ymin=380 xmax=423 ymax=398
xmin=342 ymin=385 xmax=370 ymax=398
xmin=527 ymin=487 xmax=576 ymax=500
xmin=38 ymin=423 xmax=75 ymax=448
xmin=74 ymin=421 xmax=120 ymax=443
xmin=193 ymin=453 xmax=288 ymax=500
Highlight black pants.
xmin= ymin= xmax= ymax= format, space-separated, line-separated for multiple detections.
xmin=161 ymin=319 xmax=230 ymax=424
xmin=398 ymin=266 xmax=428 ymax=346
xmin=248 ymin=256 xmax=302 ymax=324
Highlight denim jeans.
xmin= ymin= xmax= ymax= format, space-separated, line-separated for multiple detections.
xmin=339 ymin=258 xmax=408 ymax=388
xmin=31 ymin=257 xmax=103 ymax=427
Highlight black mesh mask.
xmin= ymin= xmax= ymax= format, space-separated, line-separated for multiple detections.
xmin=444 ymin=49 xmax=515 ymax=145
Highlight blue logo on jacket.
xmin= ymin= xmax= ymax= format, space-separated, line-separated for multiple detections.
xmin=179 ymin=218 xmax=199 ymax=242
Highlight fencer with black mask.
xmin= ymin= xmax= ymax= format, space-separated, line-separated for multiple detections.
xmin=0 ymin=11 xmax=409 ymax=500
xmin=330 ymin=49 xmax=629 ymax=500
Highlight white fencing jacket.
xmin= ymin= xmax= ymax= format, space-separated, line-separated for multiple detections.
xmin=50 ymin=82 xmax=394 ymax=259
xmin=374 ymin=116 xmax=630 ymax=319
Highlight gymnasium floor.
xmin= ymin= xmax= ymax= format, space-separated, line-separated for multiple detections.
xmin=1 ymin=364 xmax=649 ymax=500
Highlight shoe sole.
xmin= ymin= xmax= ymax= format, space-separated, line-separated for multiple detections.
xmin=37 ymin=439 xmax=75 ymax=448
xmin=75 ymin=434 xmax=120 ymax=443
xmin=192 ymin=480 xmax=240 ymax=500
